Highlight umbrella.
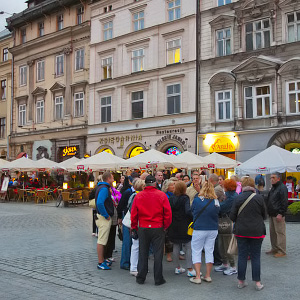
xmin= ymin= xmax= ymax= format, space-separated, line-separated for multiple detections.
xmin=236 ymin=145 xmax=300 ymax=175
xmin=74 ymin=151 xmax=127 ymax=171
xmin=34 ymin=158 xmax=58 ymax=170
xmin=54 ymin=157 xmax=80 ymax=171
xmin=1 ymin=156 xmax=39 ymax=171
xmin=177 ymin=151 xmax=206 ymax=169
xmin=124 ymin=149 xmax=187 ymax=169
xmin=202 ymin=152 xmax=240 ymax=169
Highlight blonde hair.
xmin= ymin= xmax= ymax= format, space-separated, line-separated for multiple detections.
xmin=133 ymin=179 xmax=145 ymax=191
xmin=199 ymin=181 xmax=217 ymax=199
xmin=241 ymin=177 xmax=255 ymax=188
xmin=230 ymin=175 xmax=240 ymax=182
xmin=162 ymin=179 xmax=175 ymax=193
xmin=170 ymin=177 xmax=179 ymax=182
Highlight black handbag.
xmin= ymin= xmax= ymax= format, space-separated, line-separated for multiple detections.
xmin=218 ymin=215 xmax=233 ymax=234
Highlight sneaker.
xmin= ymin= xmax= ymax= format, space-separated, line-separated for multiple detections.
xmin=97 ymin=262 xmax=111 ymax=270
xmin=107 ymin=257 xmax=115 ymax=262
xmin=130 ymin=271 xmax=138 ymax=277
xmin=214 ymin=264 xmax=228 ymax=272
xmin=223 ymin=267 xmax=237 ymax=275
xmin=190 ymin=277 xmax=201 ymax=284
xmin=187 ymin=269 xmax=196 ymax=277
xmin=175 ymin=267 xmax=186 ymax=274
xmin=180 ymin=250 xmax=185 ymax=256
xmin=104 ymin=259 xmax=112 ymax=266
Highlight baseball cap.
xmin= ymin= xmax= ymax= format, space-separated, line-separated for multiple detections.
xmin=145 ymin=175 xmax=156 ymax=184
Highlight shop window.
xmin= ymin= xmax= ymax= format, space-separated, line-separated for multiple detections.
xmin=36 ymin=100 xmax=44 ymax=123
xmin=19 ymin=104 xmax=26 ymax=126
xmin=133 ymin=11 xmax=144 ymax=31
xmin=101 ymin=96 xmax=111 ymax=123
xmin=103 ymin=21 xmax=113 ymax=41
xmin=246 ymin=19 xmax=270 ymax=51
xmin=168 ymin=0 xmax=181 ymax=22
xmin=0 ymin=118 xmax=5 ymax=139
xmin=165 ymin=146 xmax=182 ymax=156
xmin=129 ymin=146 xmax=145 ymax=158
xmin=3 ymin=48 xmax=8 ymax=61
xmin=216 ymin=28 xmax=231 ymax=57
xmin=38 ymin=22 xmax=44 ymax=37
xmin=55 ymin=96 xmax=64 ymax=120
xmin=102 ymin=57 xmax=112 ymax=79
xmin=37 ymin=60 xmax=45 ymax=82
xmin=167 ymin=39 xmax=181 ymax=65
xmin=57 ymin=14 xmax=64 ymax=30
xmin=215 ymin=90 xmax=232 ymax=121
xmin=55 ymin=54 xmax=64 ymax=76
xmin=167 ymin=83 xmax=181 ymax=114
xmin=75 ymin=48 xmax=84 ymax=71
xmin=132 ymin=49 xmax=144 ymax=73
xmin=20 ymin=65 xmax=27 ymax=86
xmin=1 ymin=80 xmax=6 ymax=100
xmin=287 ymin=81 xmax=300 ymax=114
xmin=244 ymin=85 xmax=271 ymax=118
xmin=74 ymin=92 xmax=84 ymax=117
xmin=132 ymin=91 xmax=143 ymax=119
xmin=77 ymin=6 xmax=84 ymax=25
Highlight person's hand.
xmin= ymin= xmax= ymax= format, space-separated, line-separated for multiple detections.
xmin=276 ymin=214 xmax=283 ymax=222
xmin=106 ymin=216 xmax=111 ymax=221
xmin=118 ymin=218 xmax=123 ymax=225
xmin=194 ymin=183 xmax=200 ymax=193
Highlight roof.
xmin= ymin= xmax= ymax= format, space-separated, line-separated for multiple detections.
xmin=0 ymin=29 xmax=11 ymax=41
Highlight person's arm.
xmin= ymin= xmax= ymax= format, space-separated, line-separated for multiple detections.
xmin=278 ymin=185 xmax=288 ymax=216
xmin=130 ymin=196 xmax=138 ymax=230
xmin=229 ymin=199 xmax=239 ymax=222
xmin=96 ymin=187 xmax=109 ymax=219
xmin=162 ymin=194 xmax=172 ymax=230
xmin=184 ymin=196 xmax=192 ymax=218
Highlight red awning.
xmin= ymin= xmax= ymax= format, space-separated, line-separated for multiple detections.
xmin=16 ymin=152 xmax=27 ymax=159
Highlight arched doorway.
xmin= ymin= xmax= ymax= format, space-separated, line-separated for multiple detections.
xmin=123 ymin=143 xmax=146 ymax=158
xmin=95 ymin=146 xmax=115 ymax=155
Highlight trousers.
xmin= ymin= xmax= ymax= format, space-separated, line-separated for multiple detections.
xmin=130 ymin=238 xmax=139 ymax=272
xmin=137 ymin=227 xmax=165 ymax=284
xmin=173 ymin=242 xmax=192 ymax=269
xmin=269 ymin=216 xmax=286 ymax=254
xmin=120 ymin=225 xmax=132 ymax=269
xmin=218 ymin=234 xmax=235 ymax=267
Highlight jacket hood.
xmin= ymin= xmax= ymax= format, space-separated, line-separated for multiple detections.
xmin=97 ymin=182 xmax=111 ymax=187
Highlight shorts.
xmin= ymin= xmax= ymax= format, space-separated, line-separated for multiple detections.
xmin=96 ymin=214 xmax=112 ymax=246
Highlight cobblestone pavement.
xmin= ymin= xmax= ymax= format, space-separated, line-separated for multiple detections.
xmin=0 ymin=203 xmax=299 ymax=300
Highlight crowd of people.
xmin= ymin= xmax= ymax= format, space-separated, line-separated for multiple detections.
xmin=90 ymin=169 xmax=289 ymax=290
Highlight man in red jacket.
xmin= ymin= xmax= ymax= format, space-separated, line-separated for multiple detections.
xmin=131 ymin=175 xmax=172 ymax=285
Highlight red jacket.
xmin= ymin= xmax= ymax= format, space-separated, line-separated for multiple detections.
xmin=131 ymin=186 xmax=172 ymax=230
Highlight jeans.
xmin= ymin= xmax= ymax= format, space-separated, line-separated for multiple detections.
xmin=120 ymin=225 xmax=132 ymax=269
xmin=137 ymin=227 xmax=165 ymax=284
xmin=237 ymin=237 xmax=263 ymax=282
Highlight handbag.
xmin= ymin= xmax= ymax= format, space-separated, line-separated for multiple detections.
xmin=122 ymin=210 xmax=131 ymax=228
xmin=89 ymin=199 xmax=96 ymax=209
xmin=218 ymin=215 xmax=232 ymax=234
xmin=187 ymin=199 xmax=214 ymax=236
xmin=227 ymin=193 xmax=256 ymax=255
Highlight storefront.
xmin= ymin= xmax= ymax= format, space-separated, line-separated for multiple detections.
xmin=53 ymin=137 xmax=86 ymax=162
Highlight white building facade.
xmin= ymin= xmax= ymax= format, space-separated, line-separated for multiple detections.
xmin=88 ymin=0 xmax=196 ymax=158
xmin=198 ymin=0 xmax=300 ymax=163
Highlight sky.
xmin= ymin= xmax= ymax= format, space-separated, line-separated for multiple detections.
xmin=0 ymin=0 xmax=28 ymax=31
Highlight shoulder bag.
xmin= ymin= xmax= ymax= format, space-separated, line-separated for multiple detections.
xmin=227 ymin=193 xmax=256 ymax=255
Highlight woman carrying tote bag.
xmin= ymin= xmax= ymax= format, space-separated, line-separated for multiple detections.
xmin=230 ymin=177 xmax=267 ymax=291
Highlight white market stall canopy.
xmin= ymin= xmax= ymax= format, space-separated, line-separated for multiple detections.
xmin=0 ymin=158 xmax=8 ymax=168
xmin=202 ymin=152 xmax=240 ymax=169
xmin=35 ymin=158 xmax=58 ymax=170
xmin=236 ymin=145 xmax=300 ymax=175
xmin=124 ymin=149 xmax=187 ymax=169
xmin=75 ymin=151 xmax=128 ymax=171
xmin=1 ymin=157 xmax=39 ymax=171
xmin=177 ymin=151 xmax=206 ymax=169
xmin=55 ymin=156 xmax=81 ymax=171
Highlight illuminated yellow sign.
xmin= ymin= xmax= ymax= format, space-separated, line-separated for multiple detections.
xmin=208 ymin=137 xmax=235 ymax=153
xmin=98 ymin=148 xmax=113 ymax=154
xmin=129 ymin=146 xmax=145 ymax=158
xmin=62 ymin=146 xmax=78 ymax=157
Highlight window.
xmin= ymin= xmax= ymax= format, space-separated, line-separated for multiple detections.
xmin=287 ymin=81 xmax=300 ymax=114
xmin=21 ymin=29 xmax=26 ymax=44
xmin=132 ymin=91 xmax=143 ymax=119
xmin=38 ymin=22 xmax=44 ymax=37
xmin=74 ymin=92 xmax=84 ymax=117
xmin=75 ymin=49 xmax=84 ymax=71
xmin=55 ymin=55 xmax=64 ymax=76
xmin=3 ymin=48 xmax=8 ymax=61
xmin=216 ymin=90 xmax=232 ymax=121
xmin=57 ymin=15 xmax=63 ymax=30
xmin=0 ymin=118 xmax=5 ymax=139
xmin=132 ymin=49 xmax=144 ymax=72
xmin=216 ymin=28 xmax=231 ymax=56
xmin=20 ymin=66 xmax=27 ymax=86
xmin=218 ymin=0 xmax=231 ymax=6
xmin=133 ymin=11 xmax=144 ymax=31
xmin=1 ymin=80 xmax=6 ymax=100
xmin=103 ymin=21 xmax=113 ymax=41
xmin=36 ymin=100 xmax=44 ymax=123
xmin=55 ymin=96 xmax=64 ymax=120
xmin=246 ymin=19 xmax=271 ymax=51
xmin=167 ymin=84 xmax=181 ymax=114
xmin=245 ymin=85 xmax=271 ymax=118
xmin=287 ymin=11 xmax=300 ymax=43
xmin=167 ymin=39 xmax=181 ymax=64
xmin=19 ymin=104 xmax=26 ymax=126
xmin=37 ymin=60 xmax=45 ymax=81
xmin=168 ymin=0 xmax=181 ymax=22
xmin=102 ymin=57 xmax=112 ymax=79
xmin=77 ymin=6 xmax=84 ymax=25
xmin=101 ymin=96 xmax=111 ymax=123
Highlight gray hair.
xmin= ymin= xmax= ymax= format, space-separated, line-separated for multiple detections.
xmin=271 ymin=172 xmax=281 ymax=179
xmin=162 ymin=179 xmax=175 ymax=193
xmin=209 ymin=173 xmax=219 ymax=184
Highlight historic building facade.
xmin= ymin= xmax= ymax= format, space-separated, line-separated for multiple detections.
xmin=88 ymin=0 xmax=197 ymax=158
xmin=198 ymin=0 xmax=300 ymax=162
xmin=7 ymin=0 xmax=90 ymax=161
xmin=0 ymin=29 xmax=13 ymax=160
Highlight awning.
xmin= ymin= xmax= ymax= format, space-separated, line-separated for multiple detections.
xmin=16 ymin=152 xmax=27 ymax=159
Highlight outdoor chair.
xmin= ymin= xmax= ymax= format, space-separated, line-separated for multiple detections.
xmin=36 ymin=190 xmax=47 ymax=204
xmin=17 ymin=189 xmax=27 ymax=202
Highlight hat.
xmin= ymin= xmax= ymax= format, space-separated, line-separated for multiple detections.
xmin=145 ymin=175 xmax=156 ymax=184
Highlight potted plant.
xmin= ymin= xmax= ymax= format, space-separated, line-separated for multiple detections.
xmin=286 ymin=202 xmax=300 ymax=222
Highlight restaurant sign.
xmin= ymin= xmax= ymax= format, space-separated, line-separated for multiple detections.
xmin=62 ymin=146 xmax=78 ymax=157
xmin=209 ymin=137 xmax=235 ymax=153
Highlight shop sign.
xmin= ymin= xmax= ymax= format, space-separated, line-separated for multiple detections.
xmin=62 ymin=146 xmax=78 ymax=157
xmin=208 ymin=164 xmax=215 ymax=169
xmin=77 ymin=165 xmax=85 ymax=170
xmin=209 ymin=137 xmax=235 ymax=153
xmin=155 ymin=135 xmax=186 ymax=148
xmin=156 ymin=128 xmax=185 ymax=135
xmin=99 ymin=134 xmax=142 ymax=148
xmin=256 ymin=167 xmax=270 ymax=174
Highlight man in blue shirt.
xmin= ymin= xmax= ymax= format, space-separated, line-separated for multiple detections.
xmin=95 ymin=172 xmax=115 ymax=270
